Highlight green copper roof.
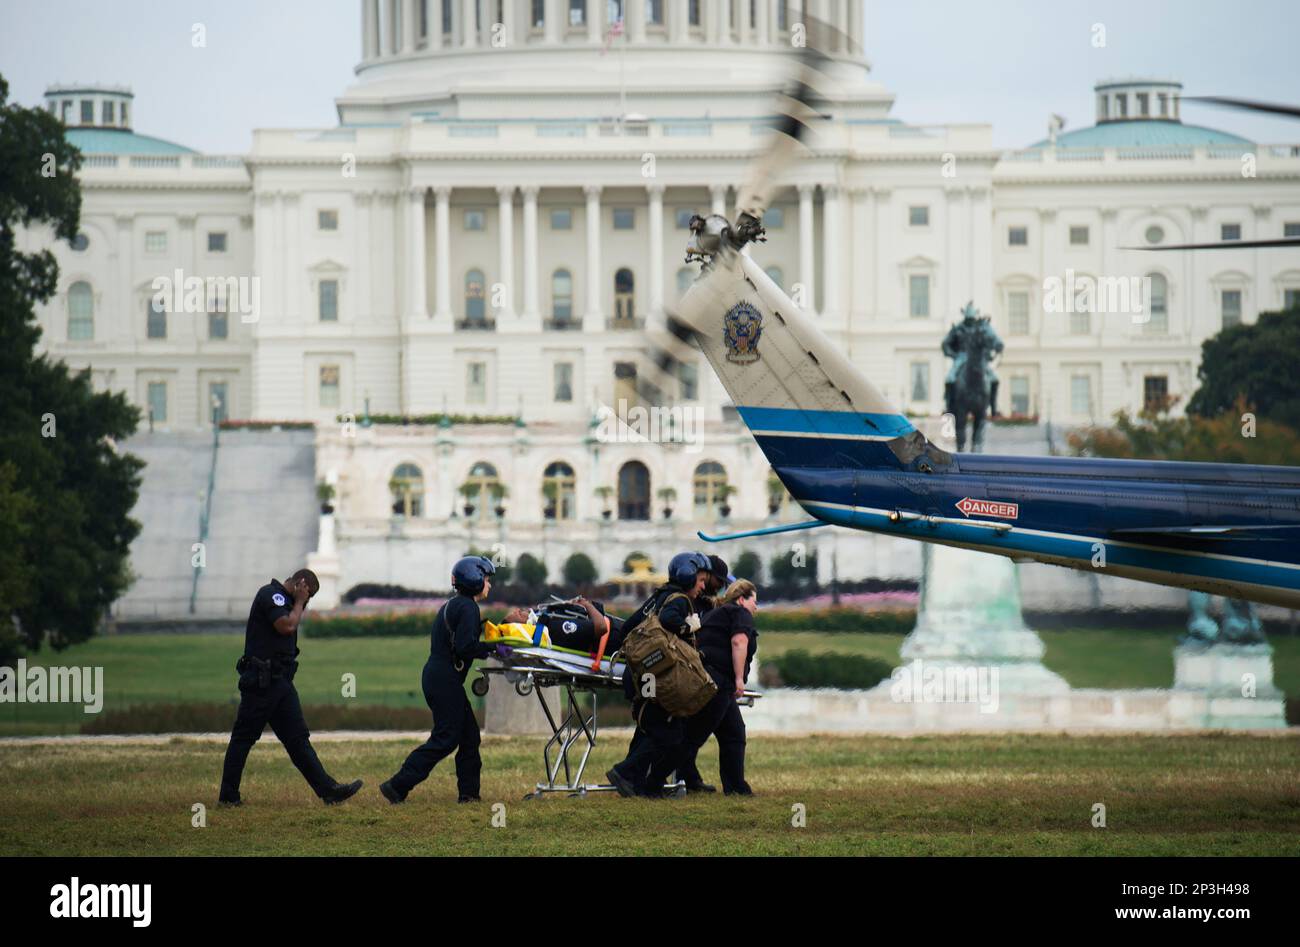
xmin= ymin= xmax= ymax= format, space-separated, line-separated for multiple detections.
xmin=66 ymin=127 xmax=196 ymax=155
xmin=1030 ymin=120 xmax=1252 ymax=149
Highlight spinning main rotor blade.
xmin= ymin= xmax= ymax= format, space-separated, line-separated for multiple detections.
xmin=1182 ymin=95 xmax=1300 ymax=121
xmin=1127 ymin=238 xmax=1300 ymax=251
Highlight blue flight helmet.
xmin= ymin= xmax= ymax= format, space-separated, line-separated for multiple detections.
xmin=667 ymin=551 xmax=711 ymax=590
xmin=451 ymin=555 xmax=497 ymax=596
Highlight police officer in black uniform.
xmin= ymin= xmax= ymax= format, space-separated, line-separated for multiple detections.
xmin=606 ymin=551 xmax=711 ymax=799
xmin=380 ymin=556 xmax=497 ymax=803
xmin=219 ymin=569 xmax=363 ymax=806
xmin=680 ymin=578 xmax=759 ymax=795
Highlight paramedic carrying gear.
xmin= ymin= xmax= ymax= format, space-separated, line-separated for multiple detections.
xmin=606 ymin=551 xmax=710 ymax=798
xmin=219 ymin=569 xmax=364 ymax=806
xmin=380 ymin=556 xmax=497 ymax=804
xmin=675 ymin=554 xmax=733 ymax=792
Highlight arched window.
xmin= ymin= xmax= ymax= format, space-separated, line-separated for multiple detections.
xmin=764 ymin=266 xmax=784 ymax=290
xmin=146 ymin=297 xmax=167 ymax=339
xmin=552 ymin=268 xmax=573 ymax=323
xmin=617 ymin=461 xmax=650 ymax=520
xmin=464 ymin=268 xmax=486 ymax=325
xmin=68 ymin=281 xmax=93 ymax=341
xmin=693 ymin=461 xmax=729 ymax=516
xmin=613 ymin=267 xmax=635 ymax=326
xmin=1146 ymin=273 xmax=1168 ymax=333
xmin=542 ymin=461 xmax=576 ymax=520
xmin=390 ymin=463 xmax=425 ymax=518
xmin=461 ymin=461 xmax=502 ymax=521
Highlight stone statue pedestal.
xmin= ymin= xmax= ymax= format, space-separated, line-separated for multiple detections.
xmin=307 ymin=512 xmax=342 ymax=610
xmin=1173 ymin=641 xmax=1286 ymax=728
xmin=899 ymin=543 xmax=1069 ymax=695
xmin=482 ymin=660 xmax=560 ymax=735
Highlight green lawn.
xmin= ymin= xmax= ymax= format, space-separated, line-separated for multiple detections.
xmin=1 ymin=733 xmax=1296 ymax=855
xmin=3 ymin=628 xmax=1299 ymax=735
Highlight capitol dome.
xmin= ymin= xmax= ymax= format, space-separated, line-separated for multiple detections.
xmin=45 ymin=83 xmax=196 ymax=154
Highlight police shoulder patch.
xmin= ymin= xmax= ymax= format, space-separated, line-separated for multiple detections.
xmin=272 ymin=592 xmax=286 ymax=607
xmin=562 ymin=620 xmax=578 ymax=634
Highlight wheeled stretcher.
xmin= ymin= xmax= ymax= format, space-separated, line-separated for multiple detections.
xmin=473 ymin=613 xmax=759 ymax=799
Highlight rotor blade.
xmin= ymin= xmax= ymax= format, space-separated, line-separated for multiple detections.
xmin=1126 ymin=238 xmax=1300 ymax=251
xmin=1182 ymin=96 xmax=1300 ymax=121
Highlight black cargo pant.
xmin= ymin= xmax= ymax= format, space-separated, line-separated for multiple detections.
xmin=611 ymin=667 xmax=683 ymax=795
xmin=387 ymin=659 xmax=481 ymax=799
xmin=220 ymin=671 xmax=335 ymax=801
xmin=679 ymin=667 xmax=748 ymax=792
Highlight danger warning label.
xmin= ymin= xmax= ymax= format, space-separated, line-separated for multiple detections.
xmin=955 ymin=497 xmax=1019 ymax=520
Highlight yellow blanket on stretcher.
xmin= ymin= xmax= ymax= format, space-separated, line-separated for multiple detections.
xmin=482 ymin=621 xmax=552 ymax=650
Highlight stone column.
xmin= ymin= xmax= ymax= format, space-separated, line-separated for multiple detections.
xmin=671 ymin=0 xmax=689 ymax=41
xmin=361 ymin=0 xmax=377 ymax=59
xmin=821 ymin=183 xmax=841 ymax=322
xmin=402 ymin=0 xmax=418 ymax=51
xmin=386 ymin=0 xmax=400 ymax=53
xmin=355 ymin=191 xmax=373 ymax=322
xmin=428 ymin=0 xmax=443 ymax=48
xmin=710 ymin=183 xmax=728 ymax=217
xmin=717 ymin=0 xmax=732 ymax=43
xmin=408 ymin=186 xmax=428 ymax=318
xmin=584 ymin=184 xmax=603 ymax=326
xmin=433 ymin=185 xmax=452 ymax=319
xmin=500 ymin=0 xmax=516 ymax=45
xmin=756 ymin=0 xmax=770 ymax=44
xmin=848 ymin=0 xmax=863 ymax=54
xmin=587 ymin=0 xmax=603 ymax=44
xmin=521 ymin=185 xmax=540 ymax=321
xmin=737 ymin=0 xmax=751 ymax=45
xmin=629 ymin=0 xmax=647 ymax=42
xmin=461 ymin=0 xmax=478 ymax=46
xmin=496 ymin=185 xmax=515 ymax=319
xmin=544 ymin=0 xmax=562 ymax=42
xmin=647 ymin=183 xmax=665 ymax=315
xmin=282 ymin=194 xmax=300 ymax=320
xmin=798 ymin=183 xmax=817 ymax=313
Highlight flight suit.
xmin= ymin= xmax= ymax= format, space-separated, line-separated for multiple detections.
xmin=610 ymin=586 xmax=697 ymax=796
xmin=386 ymin=595 xmax=494 ymax=800
xmin=680 ymin=603 xmax=758 ymax=793
xmin=219 ymin=579 xmax=337 ymax=802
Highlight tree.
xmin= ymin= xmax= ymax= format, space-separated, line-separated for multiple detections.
xmin=733 ymin=549 xmax=763 ymax=583
xmin=562 ymin=552 xmax=598 ymax=586
xmin=514 ymin=552 xmax=548 ymax=588
xmin=1186 ymin=309 xmax=1300 ymax=432
xmin=0 ymin=74 xmax=143 ymax=664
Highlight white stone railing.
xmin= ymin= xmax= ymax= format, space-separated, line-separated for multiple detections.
xmin=76 ymin=154 xmax=248 ymax=173
xmin=999 ymin=144 xmax=1300 ymax=166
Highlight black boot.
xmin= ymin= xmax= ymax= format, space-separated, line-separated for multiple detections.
xmin=684 ymin=781 xmax=717 ymax=794
xmin=321 ymin=779 xmax=363 ymax=806
xmin=379 ymin=780 xmax=404 ymax=804
xmin=457 ymin=794 xmax=482 ymax=804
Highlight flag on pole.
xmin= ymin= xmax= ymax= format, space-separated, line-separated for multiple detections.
xmin=602 ymin=17 xmax=625 ymax=54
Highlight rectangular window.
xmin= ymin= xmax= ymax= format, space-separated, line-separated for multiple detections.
xmin=1158 ymin=93 xmax=1169 ymax=117
xmin=550 ymin=208 xmax=572 ymax=230
xmin=675 ymin=208 xmax=695 ymax=229
xmin=1285 ymin=288 xmax=1300 ymax=310
xmin=909 ymin=275 xmax=930 ymax=318
xmin=1116 ymin=94 xmax=1127 ymax=118
xmin=145 ymin=231 xmax=167 ymax=253
xmin=1010 ymin=376 xmax=1030 ymax=416
xmin=1136 ymin=92 xmax=1149 ymax=117
xmin=531 ymin=0 xmax=545 ymax=27
xmin=1143 ymin=375 xmax=1168 ymax=412
xmin=102 ymin=100 xmax=115 ymax=124
xmin=467 ymin=361 xmax=487 ymax=404
xmin=464 ymin=209 xmax=486 ymax=231
xmin=147 ymin=381 xmax=167 ymax=422
xmin=553 ymin=362 xmax=573 ymax=402
xmin=319 ymin=279 xmax=339 ymax=321
xmin=207 ymin=232 xmax=227 ymax=253
xmin=613 ymin=208 xmax=635 ymax=230
xmin=648 ymin=0 xmax=664 ymax=25
xmin=569 ymin=0 xmax=585 ymax=26
xmin=443 ymin=0 xmax=453 ymax=33
xmin=1069 ymin=310 xmax=1091 ymax=335
xmin=318 ymin=209 xmax=339 ymax=231
xmin=1070 ymin=375 xmax=1092 ymax=416
xmin=1221 ymin=222 xmax=1241 ymax=241
xmin=765 ymin=206 xmax=784 ymax=228
xmin=208 ymin=309 xmax=228 ymax=340
xmin=80 ymin=100 xmax=94 ymax=123
xmin=1007 ymin=291 xmax=1030 ymax=335
xmin=679 ymin=360 xmax=698 ymax=401
xmin=147 ymin=300 xmax=167 ymax=339
xmin=1008 ymin=226 xmax=1028 ymax=247
xmin=319 ymin=366 xmax=340 ymax=409
xmin=1221 ymin=289 xmax=1242 ymax=328
xmin=909 ymin=362 xmax=929 ymax=402
xmin=1069 ymin=225 xmax=1089 ymax=246
xmin=908 ymin=205 xmax=929 ymax=227
xmin=1284 ymin=222 xmax=1300 ymax=238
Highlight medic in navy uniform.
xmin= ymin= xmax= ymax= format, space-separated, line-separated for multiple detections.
xmin=674 ymin=555 xmax=733 ymax=793
xmin=380 ymin=556 xmax=497 ymax=804
xmin=605 ymin=551 xmax=711 ymax=799
xmin=218 ymin=569 xmax=363 ymax=806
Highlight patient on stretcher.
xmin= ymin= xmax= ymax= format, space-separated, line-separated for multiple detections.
xmin=490 ymin=597 xmax=624 ymax=654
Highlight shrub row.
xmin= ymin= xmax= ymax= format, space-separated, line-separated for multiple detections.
xmin=764 ymin=650 xmax=894 ymax=690
xmin=79 ymin=702 xmax=461 ymax=734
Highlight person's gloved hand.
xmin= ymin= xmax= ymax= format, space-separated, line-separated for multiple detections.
xmin=685 ymin=613 xmax=702 ymax=633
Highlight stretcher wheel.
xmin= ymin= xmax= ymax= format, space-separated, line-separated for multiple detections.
xmin=514 ymin=678 xmax=534 ymax=697
xmin=471 ymin=676 xmax=489 ymax=697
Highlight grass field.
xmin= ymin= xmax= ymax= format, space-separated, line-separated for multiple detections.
xmin=1 ymin=733 xmax=1297 ymax=855
xmin=3 ymin=628 xmax=1299 ymax=735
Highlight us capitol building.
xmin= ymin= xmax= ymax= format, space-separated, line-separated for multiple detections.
xmin=25 ymin=1 xmax=1300 ymax=611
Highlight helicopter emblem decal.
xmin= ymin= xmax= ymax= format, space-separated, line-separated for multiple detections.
xmin=723 ymin=302 xmax=763 ymax=365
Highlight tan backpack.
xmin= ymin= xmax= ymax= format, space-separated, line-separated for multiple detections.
xmin=618 ymin=592 xmax=717 ymax=718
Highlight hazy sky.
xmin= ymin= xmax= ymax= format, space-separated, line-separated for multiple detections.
xmin=2 ymin=0 xmax=1297 ymax=153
